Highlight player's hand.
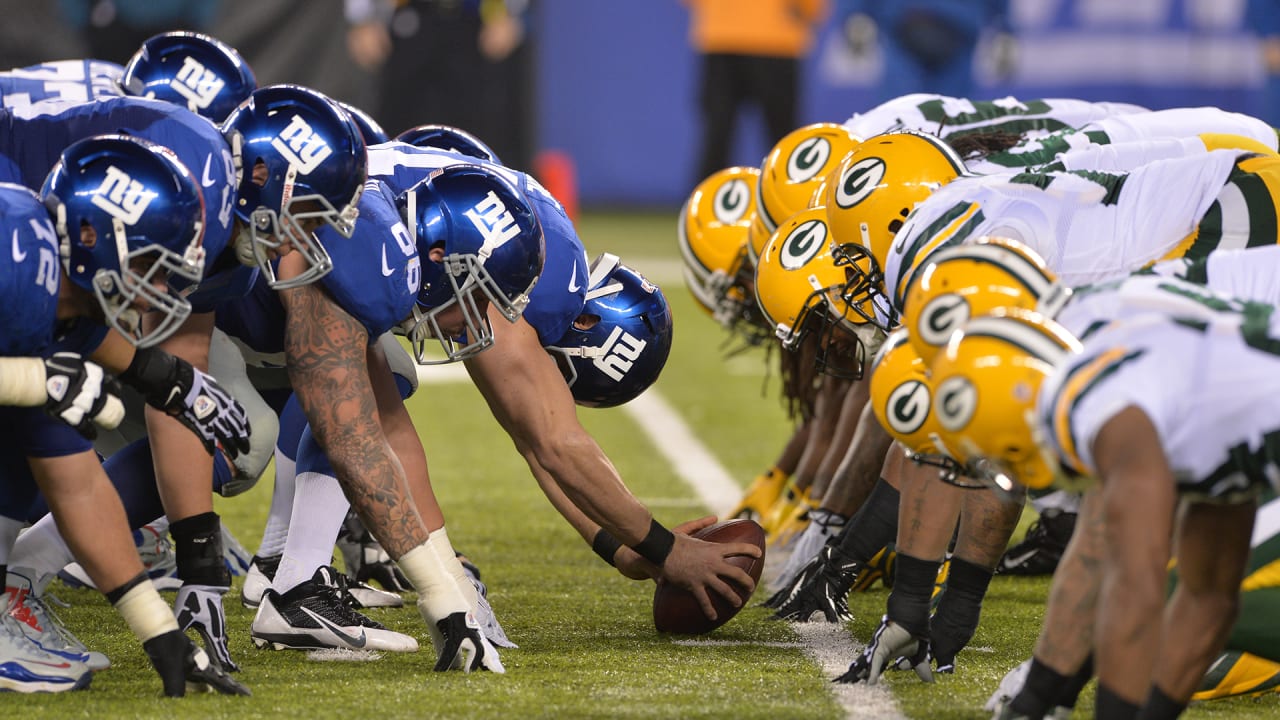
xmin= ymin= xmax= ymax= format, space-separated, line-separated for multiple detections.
xmin=149 ymin=358 xmax=251 ymax=459
xmin=834 ymin=615 xmax=933 ymax=685
xmin=142 ymin=629 xmax=250 ymax=697
xmin=658 ymin=534 xmax=760 ymax=622
xmin=42 ymin=352 xmax=125 ymax=438
xmin=175 ymin=584 xmax=239 ymax=673
xmin=432 ymin=611 xmax=505 ymax=673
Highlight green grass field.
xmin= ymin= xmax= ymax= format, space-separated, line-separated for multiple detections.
xmin=15 ymin=211 xmax=1280 ymax=718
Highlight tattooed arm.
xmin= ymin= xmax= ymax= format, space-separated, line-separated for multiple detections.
xmin=278 ymin=279 xmax=428 ymax=557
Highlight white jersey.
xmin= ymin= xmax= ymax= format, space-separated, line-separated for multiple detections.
xmin=883 ymin=148 xmax=1246 ymax=314
xmin=965 ymin=106 xmax=1279 ymax=176
xmin=843 ymin=93 xmax=1147 ymax=141
xmin=1040 ymin=279 xmax=1280 ymax=499
xmin=1150 ymin=244 xmax=1280 ymax=304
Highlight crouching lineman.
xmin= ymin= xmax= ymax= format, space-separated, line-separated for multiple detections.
xmin=931 ymin=270 xmax=1280 ymax=718
xmin=0 ymin=141 xmax=247 ymax=695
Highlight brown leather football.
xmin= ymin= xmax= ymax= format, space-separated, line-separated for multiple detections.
xmin=652 ymin=519 xmax=766 ymax=634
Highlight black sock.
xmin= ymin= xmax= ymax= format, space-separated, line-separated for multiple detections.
xmin=837 ymin=478 xmax=900 ymax=563
xmin=1096 ymin=682 xmax=1141 ymax=720
xmin=170 ymin=511 xmax=231 ymax=587
xmin=1059 ymin=654 xmax=1094 ymax=708
xmin=1137 ymin=685 xmax=1187 ymax=720
xmin=930 ymin=557 xmax=993 ymax=667
xmin=1009 ymin=657 xmax=1072 ymax=718
xmin=885 ymin=553 xmax=939 ymax=638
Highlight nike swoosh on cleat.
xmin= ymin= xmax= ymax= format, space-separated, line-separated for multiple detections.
xmin=201 ymin=154 xmax=216 ymax=187
xmin=1001 ymin=549 xmax=1040 ymax=569
xmin=12 ymin=229 xmax=26 ymax=262
xmin=300 ymin=607 xmax=367 ymax=648
xmin=380 ymin=245 xmax=395 ymax=277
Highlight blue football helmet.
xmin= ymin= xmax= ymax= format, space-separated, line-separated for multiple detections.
xmin=221 ymin=84 xmax=367 ymax=289
xmin=545 ymin=254 xmax=673 ymax=408
xmin=340 ymin=102 xmax=390 ymax=145
xmin=397 ymin=164 xmax=545 ymax=363
xmin=121 ymin=31 xmax=257 ymax=123
xmin=394 ymin=124 xmax=501 ymax=164
xmin=0 ymin=183 xmax=60 ymax=356
xmin=41 ymin=135 xmax=207 ymax=347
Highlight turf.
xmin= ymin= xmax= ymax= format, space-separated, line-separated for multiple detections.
xmin=16 ymin=211 xmax=1280 ymax=718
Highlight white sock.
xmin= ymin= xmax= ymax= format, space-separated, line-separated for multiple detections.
xmin=0 ymin=516 xmax=25 ymax=567
xmin=270 ymin=470 xmax=350 ymax=593
xmin=8 ymin=514 xmax=71 ymax=577
xmin=257 ymin=449 xmax=297 ymax=558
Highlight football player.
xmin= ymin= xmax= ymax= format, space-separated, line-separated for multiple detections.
xmin=0 ymin=138 xmax=248 ymax=696
xmin=0 ymin=31 xmax=255 ymax=123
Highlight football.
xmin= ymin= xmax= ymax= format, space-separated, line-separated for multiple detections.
xmin=652 ymin=519 xmax=766 ymax=634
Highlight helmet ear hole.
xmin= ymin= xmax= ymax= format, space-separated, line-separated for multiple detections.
xmin=573 ymin=313 xmax=601 ymax=331
xmin=251 ymin=160 xmax=268 ymax=187
xmin=80 ymin=220 xmax=97 ymax=249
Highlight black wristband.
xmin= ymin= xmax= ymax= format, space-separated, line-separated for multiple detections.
xmin=591 ymin=529 xmax=622 ymax=567
xmin=119 ymin=346 xmax=184 ymax=408
xmin=630 ymin=518 xmax=675 ymax=566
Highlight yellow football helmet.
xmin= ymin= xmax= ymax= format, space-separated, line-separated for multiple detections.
xmin=678 ymin=166 xmax=770 ymax=345
xmin=822 ymin=131 xmax=969 ymax=329
xmin=757 ymin=123 xmax=861 ymax=237
xmin=902 ymin=237 xmax=1059 ymax=366
xmin=754 ymin=206 xmax=871 ymax=377
xmin=929 ymin=308 xmax=1081 ymax=491
xmin=869 ymin=328 xmax=945 ymax=458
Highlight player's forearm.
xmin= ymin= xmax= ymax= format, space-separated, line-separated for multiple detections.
xmin=283 ymin=285 xmax=428 ymax=557
xmin=535 ymin=431 xmax=652 ymax=544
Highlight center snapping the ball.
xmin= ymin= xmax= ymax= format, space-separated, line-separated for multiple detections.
xmin=652 ymin=519 xmax=766 ymax=634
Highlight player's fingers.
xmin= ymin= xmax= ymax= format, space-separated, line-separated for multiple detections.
xmin=672 ymin=515 xmax=718 ymax=535
xmin=717 ymin=565 xmax=756 ymax=594
xmin=690 ymin=586 xmax=719 ymax=621
xmin=722 ymin=541 xmax=763 ymax=559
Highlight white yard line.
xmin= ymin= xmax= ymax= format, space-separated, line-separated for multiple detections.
xmin=624 ymin=390 xmax=906 ymax=720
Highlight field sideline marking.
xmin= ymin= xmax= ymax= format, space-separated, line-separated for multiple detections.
xmin=624 ymin=390 xmax=906 ymax=720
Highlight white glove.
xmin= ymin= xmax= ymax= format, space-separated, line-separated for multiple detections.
xmin=835 ymin=615 xmax=932 ymax=685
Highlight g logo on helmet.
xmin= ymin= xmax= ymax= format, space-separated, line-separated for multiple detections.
xmin=934 ymin=375 xmax=977 ymax=433
xmin=835 ymin=157 xmax=887 ymax=210
xmin=885 ymin=379 xmax=930 ymax=436
xmin=787 ymin=137 xmax=831 ymax=183
xmin=917 ymin=294 xmax=970 ymax=349
xmin=779 ymin=219 xmax=827 ymax=270
xmin=713 ymin=178 xmax=751 ymax=225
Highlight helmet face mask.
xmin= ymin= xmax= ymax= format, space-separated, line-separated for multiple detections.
xmin=832 ymin=241 xmax=896 ymax=330
xmin=221 ymin=85 xmax=368 ymax=290
xmin=397 ymin=164 xmax=545 ymax=364
xmin=43 ymin=135 xmax=207 ymax=347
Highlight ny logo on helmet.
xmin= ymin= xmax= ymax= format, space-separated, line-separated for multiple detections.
xmin=787 ymin=138 xmax=831 ymax=183
xmin=713 ymin=178 xmax=751 ymax=225
xmin=779 ymin=219 xmax=827 ymax=270
xmin=836 ymin=157 xmax=887 ymax=209
xmin=463 ymin=191 xmax=521 ymax=246
xmin=90 ymin=166 xmax=158 ymax=225
xmin=592 ymin=326 xmax=647 ymax=382
xmin=886 ymin=379 xmax=930 ymax=435
xmin=270 ymin=115 xmax=334 ymax=174
xmin=173 ymin=56 xmax=225 ymax=110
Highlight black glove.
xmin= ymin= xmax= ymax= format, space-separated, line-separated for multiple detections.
xmin=432 ymin=611 xmax=504 ymax=673
xmin=42 ymin=352 xmax=124 ymax=439
xmin=122 ymin=347 xmax=251 ymax=458
xmin=771 ymin=545 xmax=861 ymax=623
xmin=142 ymin=629 xmax=250 ymax=697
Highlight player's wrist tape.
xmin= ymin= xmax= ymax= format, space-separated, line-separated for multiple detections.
xmin=591 ymin=529 xmax=622 ymax=567
xmin=630 ymin=519 xmax=675 ymax=566
xmin=0 ymin=357 xmax=50 ymax=406
xmin=111 ymin=573 xmax=180 ymax=642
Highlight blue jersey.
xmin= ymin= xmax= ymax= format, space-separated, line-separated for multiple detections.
xmin=214 ymin=180 xmax=420 ymax=362
xmin=367 ymin=142 xmax=589 ymax=345
xmin=0 ymin=96 xmax=236 ymax=282
xmin=0 ymin=60 xmax=126 ymax=111
xmin=0 ymin=185 xmax=59 ymax=356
